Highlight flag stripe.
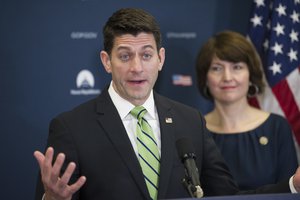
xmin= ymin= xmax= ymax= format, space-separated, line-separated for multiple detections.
xmin=286 ymin=66 xmax=300 ymax=110
xmin=272 ymin=76 xmax=300 ymax=144
xmin=257 ymin=82 xmax=285 ymax=116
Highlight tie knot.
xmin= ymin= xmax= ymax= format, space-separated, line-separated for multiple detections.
xmin=131 ymin=106 xmax=147 ymax=120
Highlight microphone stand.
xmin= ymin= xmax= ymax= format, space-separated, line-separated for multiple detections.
xmin=182 ymin=176 xmax=204 ymax=198
xmin=176 ymin=138 xmax=204 ymax=198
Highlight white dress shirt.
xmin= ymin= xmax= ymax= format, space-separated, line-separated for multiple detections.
xmin=108 ymin=81 xmax=161 ymax=157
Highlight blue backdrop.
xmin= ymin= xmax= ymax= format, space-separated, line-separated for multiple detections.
xmin=0 ymin=0 xmax=252 ymax=199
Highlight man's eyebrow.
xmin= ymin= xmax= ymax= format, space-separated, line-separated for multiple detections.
xmin=142 ymin=45 xmax=155 ymax=50
xmin=116 ymin=46 xmax=131 ymax=51
xmin=115 ymin=44 xmax=155 ymax=52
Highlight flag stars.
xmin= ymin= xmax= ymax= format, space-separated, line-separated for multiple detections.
xmin=254 ymin=0 xmax=265 ymax=8
xmin=289 ymin=29 xmax=299 ymax=43
xmin=273 ymin=23 xmax=285 ymax=36
xmin=251 ymin=14 xmax=263 ymax=27
xmin=249 ymin=1 xmax=300 ymax=82
xmin=275 ymin=4 xmax=287 ymax=17
xmin=263 ymin=39 xmax=269 ymax=51
xmin=269 ymin=61 xmax=282 ymax=75
xmin=271 ymin=42 xmax=283 ymax=55
xmin=290 ymin=10 xmax=300 ymax=23
xmin=287 ymin=48 xmax=298 ymax=62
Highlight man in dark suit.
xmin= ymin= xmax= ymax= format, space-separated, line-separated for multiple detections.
xmin=34 ymin=8 xmax=300 ymax=200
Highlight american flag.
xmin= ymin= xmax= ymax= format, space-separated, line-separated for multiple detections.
xmin=172 ymin=74 xmax=193 ymax=86
xmin=247 ymin=0 xmax=300 ymax=150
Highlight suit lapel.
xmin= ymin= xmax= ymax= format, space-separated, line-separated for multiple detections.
xmin=154 ymin=93 xmax=177 ymax=199
xmin=95 ymin=89 xmax=150 ymax=199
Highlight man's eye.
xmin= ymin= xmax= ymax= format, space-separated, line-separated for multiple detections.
xmin=120 ymin=54 xmax=129 ymax=61
xmin=143 ymin=53 xmax=152 ymax=60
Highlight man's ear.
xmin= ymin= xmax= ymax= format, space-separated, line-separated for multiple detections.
xmin=100 ymin=51 xmax=112 ymax=73
xmin=158 ymin=47 xmax=165 ymax=71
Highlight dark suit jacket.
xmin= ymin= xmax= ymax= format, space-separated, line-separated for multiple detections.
xmin=35 ymin=88 xmax=290 ymax=200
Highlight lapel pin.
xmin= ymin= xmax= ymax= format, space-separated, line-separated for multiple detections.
xmin=165 ymin=117 xmax=173 ymax=123
xmin=259 ymin=136 xmax=268 ymax=145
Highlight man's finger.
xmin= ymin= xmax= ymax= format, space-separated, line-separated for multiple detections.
xmin=33 ymin=151 xmax=45 ymax=168
xmin=59 ymin=162 xmax=76 ymax=187
xmin=50 ymin=153 xmax=66 ymax=184
xmin=68 ymin=176 xmax=87 ymax=194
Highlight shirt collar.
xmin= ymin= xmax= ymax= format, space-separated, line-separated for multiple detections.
xmin=108 ymin=81 xmax=156 ymax=120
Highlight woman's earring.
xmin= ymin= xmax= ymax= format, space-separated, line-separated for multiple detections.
xmin=247 ymin=82 xmax=259 ymax=98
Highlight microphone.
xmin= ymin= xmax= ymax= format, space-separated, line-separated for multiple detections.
xmin=176 ymin=138 xmax=204 ymax=198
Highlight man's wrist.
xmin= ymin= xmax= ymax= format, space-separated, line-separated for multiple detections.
xmin=290 ymin=176 xmax=298 ymax=193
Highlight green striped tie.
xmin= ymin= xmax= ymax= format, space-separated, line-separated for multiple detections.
xmin=131 ymin=106 xmax=160 ymax=200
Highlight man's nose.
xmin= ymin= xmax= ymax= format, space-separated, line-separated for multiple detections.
xmin=130 ymin=55 xmax=143 ymax=72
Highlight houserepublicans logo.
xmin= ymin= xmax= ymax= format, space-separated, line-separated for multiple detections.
xmin=70 ymin=32 xmax=98 ymax=39
xmin=166 ymin=32 xmax=197 ymax=39
xmin=70 ymin=69 xmax=101 ymax=95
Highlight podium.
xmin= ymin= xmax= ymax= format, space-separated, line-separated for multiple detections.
xmin=201 ymin=193 xmax=300 ymax=200
xmin=167 ymin=193 xmax=300 ymax=200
